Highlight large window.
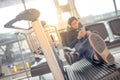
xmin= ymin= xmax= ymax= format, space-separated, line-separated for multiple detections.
xmin=0 ymin=1 xmax=56 ymax=79
xmin=25 ymin=0 xmax=58 ymax=25
xmin=0 ymin=0 xmax=25 ymax=33
xmin=75 ymin=0 xmax=117 ymax=24
xmin=0 ymin=0 xmax=58 ymax=33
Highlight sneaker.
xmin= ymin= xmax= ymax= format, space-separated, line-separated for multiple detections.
xmin=64 ymin=52 xmax=74 ymax=65
xmin=88 ymin=33 xmax=115 ymax=65
xmin=64 ymin=52 xmax=79 ymax=65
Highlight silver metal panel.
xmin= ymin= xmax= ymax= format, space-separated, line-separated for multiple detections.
xmin=32 ymin=20 xmax=65 ymax=80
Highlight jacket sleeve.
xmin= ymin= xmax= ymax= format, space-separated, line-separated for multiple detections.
xmin=69 ymin=38 xmax=79 ymax=48
xmin=66 ymin=29 xmax=79 ymax=48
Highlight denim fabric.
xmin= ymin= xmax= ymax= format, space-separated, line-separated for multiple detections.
xmin=74 ymin=35 xmax=102 ymax=65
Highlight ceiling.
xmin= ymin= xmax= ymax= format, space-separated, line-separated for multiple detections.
xmin=0 ymin=0 xmax=34 ymax=8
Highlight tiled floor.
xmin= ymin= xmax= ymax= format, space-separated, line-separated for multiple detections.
xmin=13 ymin=73 xmax=54 ymax=80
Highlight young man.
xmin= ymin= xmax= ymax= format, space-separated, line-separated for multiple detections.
xmin=64 ymin=16 xmax=115 ymax=65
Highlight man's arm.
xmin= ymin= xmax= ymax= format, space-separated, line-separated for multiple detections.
xmin=66 ymin=29 xmax=79 ymax=48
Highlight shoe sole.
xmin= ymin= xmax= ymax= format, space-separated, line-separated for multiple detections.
xmin=88 ymin=33 xmax=115 ymax=65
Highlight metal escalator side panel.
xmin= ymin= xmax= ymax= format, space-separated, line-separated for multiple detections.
xmin=32 ymin=20 xmax=65 ymax=80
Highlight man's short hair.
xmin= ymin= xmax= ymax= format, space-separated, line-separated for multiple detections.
xmin=68 ymin=16 xmax=78 ymax=26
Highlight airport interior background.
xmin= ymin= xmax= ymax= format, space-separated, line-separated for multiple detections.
xmin=0 ymin=0 xmax=120 ymax=80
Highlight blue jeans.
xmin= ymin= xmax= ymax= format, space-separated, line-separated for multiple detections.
xmin=74 ymin=35 xmax=102 ymax=65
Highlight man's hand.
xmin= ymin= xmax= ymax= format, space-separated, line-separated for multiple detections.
xmin=77 ymin=29 xmax=86 ymax=39
xmin=77 ymin=30 xmax=92 ymax=40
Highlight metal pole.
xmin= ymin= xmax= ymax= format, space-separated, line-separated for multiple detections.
xmin=113 ymin=0 xmax=118 ymax=16
xmin=15 ymin=33 xmax=30 ymax=80
xmin=21 ymin=0 xmax=26 ymax=10
xmin=21 ymin=0 xmax=31 ymax=28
